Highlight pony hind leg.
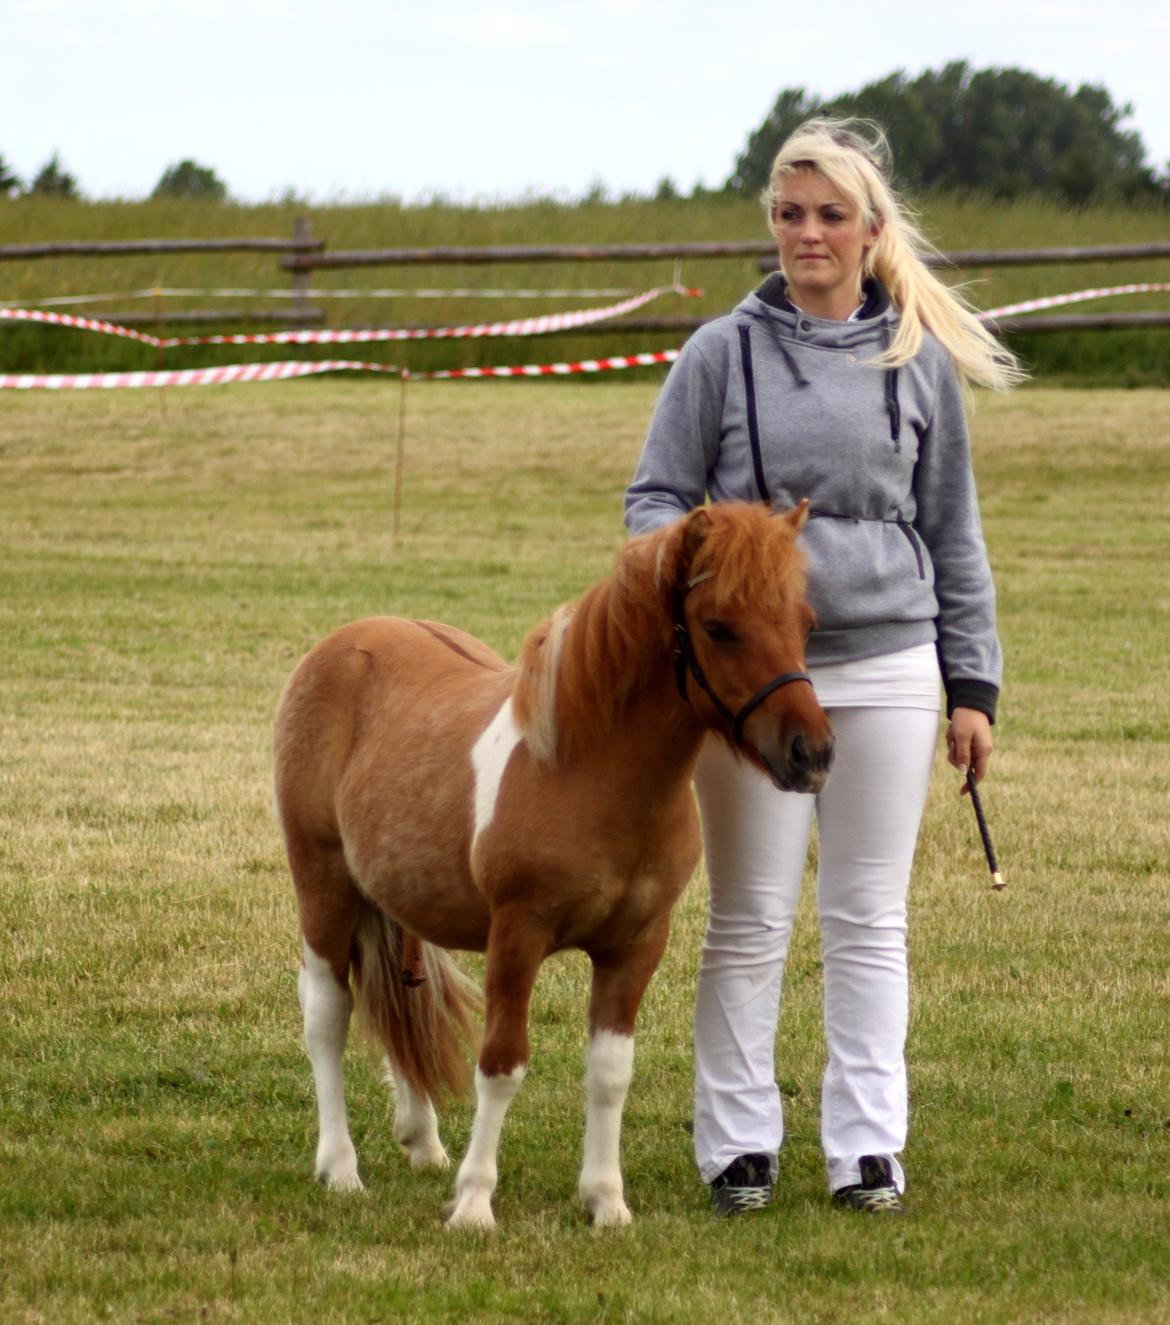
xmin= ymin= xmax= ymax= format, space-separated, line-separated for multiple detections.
xmin=382 ymin=1060 xmax=450 ymax=1170
xmin=292 ymin=844 xmax=365 ymax=1194
xmin=579 ymin=915 xmax=672 ymax=1227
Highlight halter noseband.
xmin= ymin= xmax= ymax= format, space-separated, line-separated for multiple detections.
xmin=672 ymin=573 xmax=812 ymax=746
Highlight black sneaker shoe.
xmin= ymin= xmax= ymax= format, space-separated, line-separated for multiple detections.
xmin=832 ymin=1154 xmax=904 ymax=1214
xmin=709 ymin=1152 xmax=773 ymax=1216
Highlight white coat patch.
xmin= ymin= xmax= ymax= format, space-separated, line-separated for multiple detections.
xmin=471 ymin=696 xmax=523 ymax=848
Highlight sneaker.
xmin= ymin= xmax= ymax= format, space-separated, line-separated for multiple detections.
xmin=832 ymin=1154 xmax=904 ymax=1214
xmin=709 ymin=1152 xmax=773 ymax=1216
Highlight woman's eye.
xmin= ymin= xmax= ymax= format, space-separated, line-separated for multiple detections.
xmin=703 ymin=621 xmax=737 ymax=644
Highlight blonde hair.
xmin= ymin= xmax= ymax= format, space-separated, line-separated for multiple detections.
xmin=762 ymin=117 xmax=1025 ymax=392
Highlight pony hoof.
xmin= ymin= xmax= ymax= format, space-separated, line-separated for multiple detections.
xmin=320 ymin=1170 xmax=365 ymax=1194
xmin=321 ymin=1176 xmax=363 ymax=1197
xmin=588 ymin=1198 xmax=633 ymax=1228
xmin=406 ymin=1143 xmax=451 ymax=1171
xmin=445 ymin=1192 xmax=496 ymax=1231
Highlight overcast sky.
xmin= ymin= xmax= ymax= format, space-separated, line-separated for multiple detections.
xmin=3 ymin=0 xmax=1168 ymax=203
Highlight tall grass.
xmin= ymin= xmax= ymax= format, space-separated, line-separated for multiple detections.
xmin=1 ymin=381 xmax=1168 ymax=1322
xmin=2 ymin=192 xmax=1169 ymax=381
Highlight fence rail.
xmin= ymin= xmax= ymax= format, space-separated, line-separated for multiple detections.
xmin=0 ymin=237 xmax=323 ymax=262
xmin=277 ymin=238 xmax=1170 ymax=274
xmin=519 ymin=312 xmax=1170 ymax=336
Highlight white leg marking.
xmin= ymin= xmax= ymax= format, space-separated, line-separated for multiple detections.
xmin=299 ymin=943 xmax=363 ymax=1193
xmin=470 ymin=696 xmax=524 ymax=852
xmin=579 ymin=1031 xmax=634 ymax=1227
xmin=446 ymin=1065 xmax=526 ymax=1230
xmin=382 ymin=1060 xmax=450 ymax=1170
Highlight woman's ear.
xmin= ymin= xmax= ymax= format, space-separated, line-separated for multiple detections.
xmin=864 ymin=215 xmax=885 ymax=252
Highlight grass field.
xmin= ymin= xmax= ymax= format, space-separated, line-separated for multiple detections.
xmin=1 ymin=379 xmax=1169 ymax=1323
xmin=2 ymin=192 xmax=1170 ymax=382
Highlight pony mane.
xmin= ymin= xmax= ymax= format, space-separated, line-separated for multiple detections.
xmin=511 ymin=504 xmax=807 ymax=764
xmin=676 ymin=502 xmax=808 ymax=615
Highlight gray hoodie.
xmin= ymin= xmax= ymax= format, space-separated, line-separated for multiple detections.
xmin=624 ymin=277 xmax=1001 ymax=720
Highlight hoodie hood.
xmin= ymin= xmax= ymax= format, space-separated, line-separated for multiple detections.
xmin=738 ymin=275 xmax=896 ymax=346
xmin=737 ymin=276 xmax=903 ymax=446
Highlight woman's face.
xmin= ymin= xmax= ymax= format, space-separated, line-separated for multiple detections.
xmin=772 ymin=168 xmax=882 ymax=318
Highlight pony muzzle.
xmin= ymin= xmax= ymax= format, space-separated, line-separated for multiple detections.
xmin=750 ymin=715 xmax=835 ymax=794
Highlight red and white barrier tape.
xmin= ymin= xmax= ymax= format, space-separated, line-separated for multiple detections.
xmin=0 ymin=360 xmax=401 ymax=390
xmin=409 ymin=350 xmax=681 ymax=380
xmin=0 ymin=306 xmax=160 ymax=345
xmin=1 ymin=285 xmax=700 ymax=350
xmin=0 ymin=351 xmax=685 ymax=390
xmin=3 ymin=283 xmax=1166 ymax=391
xmin=160 ymin=285 xmax=701 ymax=346
xmin=977 ymin=283 xmax=1170 ymax=321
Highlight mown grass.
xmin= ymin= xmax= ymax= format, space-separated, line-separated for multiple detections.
xmin=1 ymin=381 xmax=1169 ymax=1323
xmin=2 ymin=192 xmax=1169 ymax=382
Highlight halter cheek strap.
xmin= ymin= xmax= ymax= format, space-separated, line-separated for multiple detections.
xmin=671 ymin=577 xmax=812 ymax=745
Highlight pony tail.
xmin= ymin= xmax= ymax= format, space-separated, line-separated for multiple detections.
xmin=351 ymin=902 xmax=482 ymax=1102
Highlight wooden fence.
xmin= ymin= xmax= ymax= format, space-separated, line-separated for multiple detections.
xmin=2 ymin=221 xmax=1169 ymax=334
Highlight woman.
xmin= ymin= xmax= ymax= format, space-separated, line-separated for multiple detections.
xmin=624 ymin=118 xmax=1021 ymax=1216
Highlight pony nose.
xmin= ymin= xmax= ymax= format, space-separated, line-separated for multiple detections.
xmin=788 ymin=732 xmax=811 ymax=775
xmin=776 ymin=729 xmax=834 ymax=794
xmin=787 ymin=730 xmax=835 ymax=777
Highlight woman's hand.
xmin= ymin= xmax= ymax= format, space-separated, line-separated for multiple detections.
xmin=947 ymin=707 xmax=993 ymax=792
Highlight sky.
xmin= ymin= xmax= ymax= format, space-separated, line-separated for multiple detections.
xmin=3 ymin=0 xmax=1169 ymax=203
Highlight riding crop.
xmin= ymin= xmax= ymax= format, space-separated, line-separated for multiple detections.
xmin=965 ymin=769 xmax=1005 ymax=890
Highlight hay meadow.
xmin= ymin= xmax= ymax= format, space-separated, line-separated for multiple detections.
xmin=1 ymin=379 xmax=1169 ymax=1323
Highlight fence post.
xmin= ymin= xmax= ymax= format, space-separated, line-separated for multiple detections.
xmin=291 ymin=216 xmax=315 ymax=325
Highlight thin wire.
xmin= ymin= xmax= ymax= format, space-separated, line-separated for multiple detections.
xmin=0 ymin=286 xmax=641 ymax=308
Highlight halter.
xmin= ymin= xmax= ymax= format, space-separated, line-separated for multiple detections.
xmin=672 ymin=572 xmax=813 ymax=746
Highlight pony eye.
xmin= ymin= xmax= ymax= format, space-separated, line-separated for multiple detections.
xmin=703 ymin=620 xmax=738 ymax=644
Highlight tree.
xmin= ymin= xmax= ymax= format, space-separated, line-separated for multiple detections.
xmin=29 ymin=152 xmax=80 ymax=198
xmin=0 ymin=153 xmax=20 ymax=197
xmin=152 ymin=159 xmax=229 ymax=202
xmin=727 ymin=63 xmax=1162 ymax=203
xmin=726 ymin=88 xmax=819 ymax=194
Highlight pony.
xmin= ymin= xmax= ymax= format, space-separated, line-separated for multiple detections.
xmin=272 ymin=500 xmax=835 ymax=1229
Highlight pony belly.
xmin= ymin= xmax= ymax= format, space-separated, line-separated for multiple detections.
xmin=336 ymin=745 xmax=493 ymax=952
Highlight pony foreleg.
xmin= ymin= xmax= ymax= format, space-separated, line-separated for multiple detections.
xmin=382 ymin=1061 xmax=450 ymax=1170
xmin=446 ymin=1064 xmax=526 ymax=1229
xmin=579 ymin=1030 xmax=635 ymax=1226
xmin=579 ymin=918 xmax=671 ymax=1226
xmin=299 ymin=945 xmax=363 ymax=1193
xmin=447 ymin=911 xmax=546 ymax=1230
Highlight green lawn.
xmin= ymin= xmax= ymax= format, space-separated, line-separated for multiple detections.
xmin=1 ymin=381 xmax=1168 ymax=1323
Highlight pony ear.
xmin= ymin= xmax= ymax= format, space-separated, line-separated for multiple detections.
xmin=682 ymin=506 xmax=713 ymax=564
xmin=658 ymin=506 xmax=712 ymax=595
xmin=775 ymin=497 xmax=810 ymax=532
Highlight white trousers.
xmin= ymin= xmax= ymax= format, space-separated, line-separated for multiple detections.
xmin=692 ymin=704 xmax=939 ymax=1194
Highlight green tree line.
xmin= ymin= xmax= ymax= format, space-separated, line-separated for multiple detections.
xmin=728 ymin=62 xmax=1166 ymax=204
xmin=0 ymin=153 xmax=228 ymax=201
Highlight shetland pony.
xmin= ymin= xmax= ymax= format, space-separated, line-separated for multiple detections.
xmin=273 ymin=501 xmax=834 ymax=1228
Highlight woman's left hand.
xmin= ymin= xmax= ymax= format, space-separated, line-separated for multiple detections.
xmin=947 ymin=707 xmax=993 ymax=792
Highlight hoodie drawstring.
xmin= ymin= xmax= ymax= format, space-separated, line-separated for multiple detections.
xmin=881 ymin=325 xmax=902 ymax=450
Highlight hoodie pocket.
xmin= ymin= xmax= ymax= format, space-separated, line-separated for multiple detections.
xmin=895 ymin=512 xmax=926 ymax=580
